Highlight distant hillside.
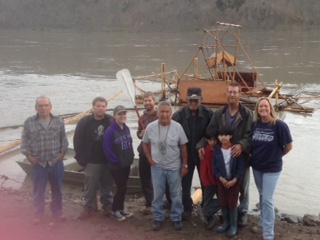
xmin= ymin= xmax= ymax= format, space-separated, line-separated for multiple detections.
xmin=0 ymin=0 xmax=319 ymax=31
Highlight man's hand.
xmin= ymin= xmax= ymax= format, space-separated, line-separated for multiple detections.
xmin=181 ymin=167 xmax=188 ymax=177
xmin=58 ymin=152 xmax=65 ymax=161
xmin=198 ymin=148 xmax=205 ymax=160
xmin=148 ymin=158 xmax=157 ymax=166
xmin=27 ymin=155 xmax=37 ymax=165
xmin=231 ymin=144 xmax=242 ymax=157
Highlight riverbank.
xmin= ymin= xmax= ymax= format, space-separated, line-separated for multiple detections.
xmin=1 ymin=187 xmax=319 ymax=240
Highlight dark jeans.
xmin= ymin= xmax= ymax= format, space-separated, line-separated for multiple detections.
xmin=182 ymin=160 xmax=202 ymax=212
xmin=238 ymin=166 xmax=250 ymax=214
xmin=202 ymin=185 xmax=220 ymax=219
xmin=30 ymin=161 xmax=64 ymax=217
xmin=109 ymin=166 xmax=130 ymax=212
xmin=139 ymin=154 xmax=172 ymax=207
xmin=218 ymin=181 xmax=240 ymax=209
xmin=139 ymin=154 xmax=153 ymax=207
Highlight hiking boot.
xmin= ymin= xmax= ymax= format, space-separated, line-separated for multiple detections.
xmin=251 ymin=225 xmax=263 ymax=234
xmin=173 ymin=221 xmax=183 ymax=231
xmin=238 ymin=213 xmax=248 ymax=228
xmin=78 ymin=208 xmax=94 ymax=220
xmin=119 ymin=209 xmax=134 ymax=218
xmin=206 ymin=218 xmax=215 ymax=230
xmin=101 ymin=204 xmax=112 ymax=215
xmin=53 ymin=214 xmax=66 ymax=221
xmin=139 ymin=206 xmax=152 ymax=215
xmin=110 ymin=210 xmax=126 ymax=221
xmin=152 ymin=220 xmax=164 ymax=231
xmin=182 ymin=211 xmax=191 ymax=221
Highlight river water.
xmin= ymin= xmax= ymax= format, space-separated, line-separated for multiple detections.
xmin=0 ymin=29 xmax=319 ymax=216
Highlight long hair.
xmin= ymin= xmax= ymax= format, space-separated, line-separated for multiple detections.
xmin=254 ymin=97 xmax=278 ymax=125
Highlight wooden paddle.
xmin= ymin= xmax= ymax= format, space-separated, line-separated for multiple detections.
xmin=116 ymin=69 xmax=145 ymax=129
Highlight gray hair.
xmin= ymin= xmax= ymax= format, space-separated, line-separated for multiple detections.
xmin=35 ymin=96 xmax=51 ymax=107
xmin=157 ymin=101 xmax=172 ymax=112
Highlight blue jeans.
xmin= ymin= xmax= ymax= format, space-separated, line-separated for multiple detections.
xmin=151 ymin=165 xmax=182 ymax=222
xmin=84 ymin=163 xmax=113 ymax=209
xmin=238 ymin=166 xmax=250 ymax=214
xmin=30 ymin=161 xmax=64 ymax=217
xmin=253 ymin=169 xmax=281 ymax=240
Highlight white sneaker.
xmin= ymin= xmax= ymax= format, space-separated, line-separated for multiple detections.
xmin=119 ymin=209 xmax=134 ymax=218
xmin=111 ymin=211 xmax=126 ymax=221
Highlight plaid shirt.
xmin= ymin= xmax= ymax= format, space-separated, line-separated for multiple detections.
xmin=21 ymin=114 xmax=69 ymax=167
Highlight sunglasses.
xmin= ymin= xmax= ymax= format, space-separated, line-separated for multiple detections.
xmin=188 ymin=99 xmax=200 ymax=103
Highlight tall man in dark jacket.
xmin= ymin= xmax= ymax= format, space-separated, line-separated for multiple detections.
xmin=73 ymin=97 xmax=114 ymax=219
xmin=197 ymin=82 xmax=253 ymax=227
xmin=172 ymin=87 xmax=213 ymax=219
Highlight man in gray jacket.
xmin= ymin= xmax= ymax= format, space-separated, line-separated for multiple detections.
xmin=197 ymin=82 xmax=253 ymax=227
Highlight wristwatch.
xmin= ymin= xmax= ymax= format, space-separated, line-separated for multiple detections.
xmin=183 ymin=164 xmax=188 ymax=169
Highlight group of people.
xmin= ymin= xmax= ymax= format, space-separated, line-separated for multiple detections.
xmin=21 ymin=81 xmax=292 ymax=240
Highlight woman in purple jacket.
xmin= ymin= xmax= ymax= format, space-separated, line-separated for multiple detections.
xmin=103 ymin=105 xmax=134 ymax=222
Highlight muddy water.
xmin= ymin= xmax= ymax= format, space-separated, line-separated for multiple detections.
xmin=0 ymin=29 xmax=319 ymax=216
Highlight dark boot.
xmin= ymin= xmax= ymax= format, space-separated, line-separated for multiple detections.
xmin=216 ymin=208 xmax=230 ymax=233
xmin=227 ymin=208 xmax=238 ymax=237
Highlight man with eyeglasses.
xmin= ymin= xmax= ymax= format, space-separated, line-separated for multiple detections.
xmin=172 ymin=87 xmax=214 ymax=220
xmin=197 ymin=82 xmax=253 ymax=228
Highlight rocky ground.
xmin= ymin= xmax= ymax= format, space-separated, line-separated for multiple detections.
xmin=0 ymin=187 xmax=320 ymax=240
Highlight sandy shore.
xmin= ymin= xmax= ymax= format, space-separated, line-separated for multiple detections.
xmin=0 ymin=187 xmax=319 ymax=240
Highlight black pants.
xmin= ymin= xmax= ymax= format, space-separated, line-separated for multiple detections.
xmin=182 ymin=160 xmax=202 ymax=212
xmin=139 ymin=154 xmax=153 ymax=206
xmin=109 ymin=166 xmax=130 ymax=212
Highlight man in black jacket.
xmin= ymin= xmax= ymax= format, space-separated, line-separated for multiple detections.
xmin=73 ymin=97 xmax=114 ymax=220
xmin=172 ymin=87 xmax=213 ymax=220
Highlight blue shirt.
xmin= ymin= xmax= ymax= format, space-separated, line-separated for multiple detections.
xmin=251 ymin=119 xmax=292 ymax=173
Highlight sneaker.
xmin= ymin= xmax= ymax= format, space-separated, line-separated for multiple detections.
xmin=53 ymin=214 xmax=66 ymax=221
xmin=119 ymin=209 xmax=134 ymax=218
xmin=152 ymin=220 xmax=164 ymax=231
xmin=173 ymin=221 xmax=183 ymax=231
xmin=251 ymin=225 xmax=263 ymax=234
xmin=78 ymin=208 xmax=94 ymax=220
xmin=101 ymin=204 xmax=112 ymax=215
xmin=139 ymin=206 xmax=152 ymax=215
xmin=206 ymin=218 xmax=215 ymax=230
xmin=111 ymin=210 xmax=126 ymax=221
